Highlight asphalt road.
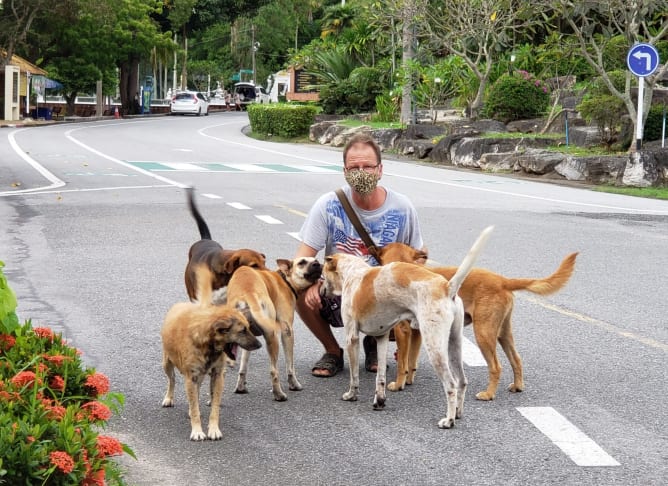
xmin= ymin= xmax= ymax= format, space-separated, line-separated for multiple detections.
xmin=1 ymin=113 xmax=667 ymax=486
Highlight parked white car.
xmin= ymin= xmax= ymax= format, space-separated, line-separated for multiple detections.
xmin=170 ymin=91 xmax=209 ymax=116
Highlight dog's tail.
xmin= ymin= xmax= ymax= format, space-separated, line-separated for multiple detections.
xmin=186 ymin=186 xmax=212 ymax=240
xmin=448 ymin=226 xmax=494 ymax=299
xmin=502 ymin=252 xmax=578 ymax=295
xmin=194 ymin=263 xmax=214 ymax=305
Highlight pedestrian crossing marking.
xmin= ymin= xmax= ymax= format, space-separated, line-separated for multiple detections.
xmin=128 ymin=161 xmax=342 ymax=174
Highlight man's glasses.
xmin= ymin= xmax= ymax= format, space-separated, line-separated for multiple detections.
xmin=344 ymin=164 xmax=379 ymax=173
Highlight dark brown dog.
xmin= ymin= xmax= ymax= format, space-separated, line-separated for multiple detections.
xmin=184 ymin=187 xmax=266 ymax=302
xmin=377 ymin=243 xmax=578 ymax=401
xmin=226 ymin=257 xmax=322 ymax=401
xmin=161 ymin=264 xmax=262 ymax=441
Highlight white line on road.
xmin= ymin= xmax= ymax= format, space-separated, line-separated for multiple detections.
xmin=203 ymin=193 xmax=222 ymax=199
xmin=287 ymin=232 xmax=301 ymax=241
xmin=462 ymin=337 xmax=486 ymax=366
xmin=517 ymin=407 xmax=620 ymax=467
xmin=161 ymin=162 xmax=208 ymax=171
xmin=227 ymin=202 xmax=250 ymax=209
xmin=255 ymin=215 xmax=283 ymax=224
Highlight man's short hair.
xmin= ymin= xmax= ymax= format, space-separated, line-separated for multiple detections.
xmin=343 ymin=133 xmax=381 ymax=166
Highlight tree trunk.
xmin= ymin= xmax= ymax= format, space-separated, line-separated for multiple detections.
xmin=64 ymin=93 xmax=77 ymax=116
xmin=119 ymin=58 xmax=140 ymax=114
xmin=400 ymin=7 xmax=415 ymax=125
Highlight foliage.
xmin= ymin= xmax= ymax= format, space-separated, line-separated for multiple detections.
xmin=594 ymin=185 xmax=668 ymax=200
xmin=247 ymin=103 xmax=319 ymax=138
xmin=643 ymin=104 xmax=668 ymax=143
xmin=319 ymin=66 xmax=385 ymax=115
xmin=483 ymin=70 xmax=550 ymax=123
xmin=0 ymin=261 xmax=19 ymax=336
xmin=577 ymin=71 xmax=628 ymax=148
xmin=372 ymin=93 xmax=399 ymax=123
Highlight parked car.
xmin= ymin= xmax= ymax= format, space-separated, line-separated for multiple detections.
xmin=255 ymin=86 xmax=270 ymax=104
xmin=170 ymin=91 xmax=209 ymax=116
xmin=233 ymin=82 xmax=257 ymax=110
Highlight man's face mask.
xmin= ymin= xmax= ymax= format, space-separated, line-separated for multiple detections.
xmin=344 ymin=167 xmax=380 ymax=196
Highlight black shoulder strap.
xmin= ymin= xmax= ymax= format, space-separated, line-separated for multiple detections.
xmin=335 ymin=188 xmax=380 ymax=260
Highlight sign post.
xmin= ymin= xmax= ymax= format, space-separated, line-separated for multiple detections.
xmin=627 ymin=43 xmax=660 ymax=151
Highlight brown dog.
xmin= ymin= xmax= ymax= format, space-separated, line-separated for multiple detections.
xmin=226 ymin=257 xmax=323 ymax=401
xmin=377 ymin=243 xmax=578 ymax=401
xmin=184 ymin=186 xmax=267 ymax=302
xmin=161 ymin=264 xmax=262 ymax=441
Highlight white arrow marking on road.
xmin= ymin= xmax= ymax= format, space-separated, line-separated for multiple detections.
xmin=633 ymin=51 xmax=652 ymax=71
xmin=517 ymin=407 xmax=620 ymax=466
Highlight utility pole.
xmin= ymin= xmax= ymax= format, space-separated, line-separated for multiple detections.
xmin=251 ymin=24 xmax=258 ymax=85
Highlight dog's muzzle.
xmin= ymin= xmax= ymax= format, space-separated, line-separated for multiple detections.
xmin=305 ymin=261 xmax=323 ymax=282
xmin=224 ymin=343 xmax=238 ymax=361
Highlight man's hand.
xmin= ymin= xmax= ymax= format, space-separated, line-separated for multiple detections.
xmin=304 ymin=280 xmax=323 ymax=311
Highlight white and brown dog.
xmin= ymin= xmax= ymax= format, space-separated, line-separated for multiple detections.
xmin=320 ymin=226 xmax=494 ymax=429
xmin=161 ymin=264 xmax=262 ymax=441
xmin=225 ymin=257 xmax=322 ymax=401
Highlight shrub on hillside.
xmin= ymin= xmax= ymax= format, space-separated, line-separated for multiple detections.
xmin=643 ymin=104 xmax=667 ymax=143
xmin=483 ymin=70 xmax=550 ymax=123
xmin=247 ymin=103 xmax=319 ymax=138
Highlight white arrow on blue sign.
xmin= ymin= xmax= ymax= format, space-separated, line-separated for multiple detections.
xmin=626 ymin=43 xmax=660 ymax=77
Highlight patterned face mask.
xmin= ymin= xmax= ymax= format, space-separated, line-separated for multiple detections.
xmin=344 ymin=168 xmax=379 ymax=196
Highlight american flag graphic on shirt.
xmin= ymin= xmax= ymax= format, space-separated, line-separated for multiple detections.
xmin=333 ymin=228 xmax=368 ymax=257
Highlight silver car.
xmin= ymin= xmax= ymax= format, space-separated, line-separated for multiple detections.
xmin=170 ymin=91 xmax=210 ymax=116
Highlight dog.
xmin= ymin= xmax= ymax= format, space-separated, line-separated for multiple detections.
xmin=320 ymin=226 xmax=494 ymax=429
xmin=225 ymin=257 xmax=323 ymax=401
xmin=184 ymin=186 xmax=267 ymax=302
xmin=377 ymin=243 xmax=578 ymax=401
xmin=161 ymin=264 xmax=262 ymax=441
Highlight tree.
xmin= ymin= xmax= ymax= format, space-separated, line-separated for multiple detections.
xmin=544 ymin=0 xmax=668 ymax=151
xmin=426 ymin=0 xmax=544 ymax=118
xmin=0 ymin=0 xmax=52 ymax=66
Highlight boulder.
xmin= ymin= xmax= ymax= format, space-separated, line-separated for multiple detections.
xmin=555 ymin=156 xmax=626 ymax=184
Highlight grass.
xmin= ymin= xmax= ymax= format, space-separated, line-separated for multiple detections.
xmin=593 ymin=185 xmax=668 ymax=200
xmin=338 ymin=119 xmax=405 ymax=129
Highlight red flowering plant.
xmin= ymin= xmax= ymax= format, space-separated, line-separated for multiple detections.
xmin=0 ymin=261 xmax=135 ymax=485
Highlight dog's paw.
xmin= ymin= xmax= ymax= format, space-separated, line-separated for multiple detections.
xmin=475 ymin=390 xmax=495 ymax=401
xmin=438 ymin=417 xmax=455 ymax=429
xmin=342 ymin=390 xmax=358 ymax=401
xmin=387 ymin=381 xmax=403 ymax=392
xmin=273 ymin=390 xmax=288 ymax=401
xmin=508 ymin=383 xmax=523 ymax=393
xmin=207 ymin=427 xmax=223 ymax=440
xmin=288 ymin=376 xmax=302 ymax=391
xmin=190 ymin=429 xmax=207 ymax=441
xmin=161 ymin=398 xmax=174 ymax=407
xmin=373 ymin=396 xmax=386 ymax=410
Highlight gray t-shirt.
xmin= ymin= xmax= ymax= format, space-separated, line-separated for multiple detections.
xmin=298 ymin=185 xmax=424 ymax=266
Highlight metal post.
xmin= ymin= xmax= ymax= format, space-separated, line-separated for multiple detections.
xmin=635 ymin=76 xmax=644 ymax=151
xmin=662 ymin=105 xmax=666 ymax=149
xmin=564 ymin=110 xmax=569 ymax=146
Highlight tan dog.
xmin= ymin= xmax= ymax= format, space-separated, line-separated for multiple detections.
xmin=226 ymin=257 xmax=323 ymax=401
xmin=321 ymin=226 xmax=493 ymax=429
xmin=161 ymin=264 xmax=262 ymax=441
xmin=184 ymin=186 xmax=266 ymax=302
xmin=377 ymin=243 xmax=578 ymax=400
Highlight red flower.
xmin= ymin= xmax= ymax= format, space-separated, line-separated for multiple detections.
xmin=0 ymin=334 xmax=16 ymax=351
xmin=49 ymin=375 xmax=65 ymax=392
xmin=84 ymin=373 xmax=110 ymax=397
xmin=33 ymin=327 xmax=55 ymax=340
xmin=82 ymin=468 xmax=105 ymax=486
xmin=43 ymin=354 xmax=71 ymax=366
xmin=46 ymin=404 xmax=67 ymax=420
xmin=80 ymin=401 xmax=112 ymax=422
xmin=11 ymin=370 xmax=42 ymax=388
xmin=49 ymin=450 xmax=75 ymax=474
xmin=27 ymin=436 xmax=35 ymax=443
xmin=96 ymin=435 xmax=124 ymax=457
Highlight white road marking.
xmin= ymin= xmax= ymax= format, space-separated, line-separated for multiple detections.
xmin=462 ymin=337 xmax=487 ymax=366
xmin=255 ymin=215 xmax=283 ymax=224
xmin=224 ymin=163 xmax=277 ymax=172
xmin=281 ymin=164 xmax=340 ymax=173
xmin=161 ymin=162 xmax=208 ymax=171
xmin=287 ymin=232 xmax=301 ymax=241
xmin=202 ymin=193 xmax=222 ymax=199
xmin=517 ymin=407 xmax=620 ymax=467
xmin=227 ymin=202 xmax=250 ymax=209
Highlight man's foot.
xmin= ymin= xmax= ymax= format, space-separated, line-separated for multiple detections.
xmin=312 ymin=349 xmax=343 ymax=377
xmin=363 ymin=336 xmax=378 ymax=372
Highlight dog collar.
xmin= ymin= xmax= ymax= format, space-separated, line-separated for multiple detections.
xmin=278 ymin=270 xmax=299 ymax=300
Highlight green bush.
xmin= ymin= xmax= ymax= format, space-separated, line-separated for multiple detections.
xmin=0 ymin=263 xmax=134 ymax=484
xmin=483 ymin=71 xmax=550 ymax=123
xmin=577 ymin=71 xmax=628 ymax=148
xmin=247 ymin=103 xmax=319 ymax=138
xmin=319 ymin=66 xmax=385 ymax=115
xmin=644 ymin=104 xmax=668 ymax=142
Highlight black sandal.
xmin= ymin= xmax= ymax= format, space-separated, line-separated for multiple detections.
xmin=312 ymin=349 xmax=343 ymax=377
xmin=363 ymin=336 xmax=378 ymax=372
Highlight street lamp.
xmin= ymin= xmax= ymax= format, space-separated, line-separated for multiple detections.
xmin=252 ymin=42 xmax=260 ymax=85
xmin=509 ymin=54 xmax=516 ymax=75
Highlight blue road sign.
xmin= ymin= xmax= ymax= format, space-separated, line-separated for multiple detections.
xmin=627 ymin=43 xmax=660 ymax=77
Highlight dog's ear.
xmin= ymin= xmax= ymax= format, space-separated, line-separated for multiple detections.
xmin=222 ymin=255 xmax=240 ymax=274
xmin=414 ymin=249 xmax=428 ymax=264
xmin=276 ymin=259 xmax=291 ymax=273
